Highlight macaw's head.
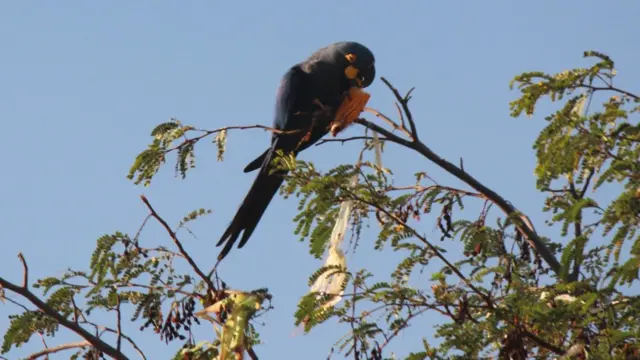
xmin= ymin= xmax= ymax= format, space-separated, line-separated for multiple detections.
xmin=309 ymin=41 xmax=376 ymax=89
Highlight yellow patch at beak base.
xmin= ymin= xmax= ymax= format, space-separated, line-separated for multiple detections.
xmin=344 ymin=65 xmax=359 ymax=80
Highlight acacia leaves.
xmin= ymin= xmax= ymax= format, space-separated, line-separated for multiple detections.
xmin=127 ymin=118 xmax=228 ymax=186
xmin=1 ymin=205 xmax=259 ymax=359
xmin=511 ymin=50 xmax=640 ymax=288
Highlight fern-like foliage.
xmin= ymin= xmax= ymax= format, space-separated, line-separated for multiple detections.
xmin=2 ymin=205 xmax=272 ymax=358
xmin=127 ymin=118 xmax=228 ymax=186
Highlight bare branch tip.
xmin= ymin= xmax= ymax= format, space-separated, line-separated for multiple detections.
xmin=18 ymin=253 xmax=28 ymax=288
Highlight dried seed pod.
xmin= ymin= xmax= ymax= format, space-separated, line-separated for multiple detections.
xmin=330 ymin=87 xmax=371 ymax=136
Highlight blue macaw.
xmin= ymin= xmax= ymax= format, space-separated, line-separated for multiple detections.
xmin=217 ymin=41 xmax=376 ymax=260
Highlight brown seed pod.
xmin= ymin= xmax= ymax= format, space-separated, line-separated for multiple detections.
xmin=330 ymin=87 xmax=371 ymax=136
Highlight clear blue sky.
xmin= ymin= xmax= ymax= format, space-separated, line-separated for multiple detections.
xmin=1 ymin=1 xmax=639 ymax=359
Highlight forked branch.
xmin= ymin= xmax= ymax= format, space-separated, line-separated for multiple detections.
xmin=0 ymin=256 xmax=129 ymax=360
xmin=140 ymin=195 xmax=216 ymax=292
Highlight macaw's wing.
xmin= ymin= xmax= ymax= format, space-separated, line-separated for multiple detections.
xmin=218 ymin=66 xmax=310 ymax=260
xmin=243 ymin=65 xmax=308 ymax=173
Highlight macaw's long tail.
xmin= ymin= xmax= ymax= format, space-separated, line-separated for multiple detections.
xmin=216 ymin=159 xmax=286 ymax=260
xmin=243 ymin=148 xmax=269 ymax=173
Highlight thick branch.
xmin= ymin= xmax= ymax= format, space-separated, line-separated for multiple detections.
xmin=523 ymin=330 xmax=565 ymax=355
xmin=568 ymin=180 xmax=584 ymax=281
xmin=115 ymin=295 xmax=122 ymax=352
xmin=27 ymin=341 xmax=91 ymax=359
xmin=356 ymin=117 xmax=561 ymax=276
xmin=0 ymin=277 xmax=128 ymax=360
xmin=355 ymin=80 xmax=562 ymax=277
xmin=140 ymin=195 xmax=216 ymax=292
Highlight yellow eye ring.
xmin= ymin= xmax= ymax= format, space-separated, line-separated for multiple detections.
xmin=345 ymin=53 xmax=357 ymax=63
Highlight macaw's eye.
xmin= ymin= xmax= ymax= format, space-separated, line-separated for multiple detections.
xmin=345 ymin=53 xmax=357 ymax=63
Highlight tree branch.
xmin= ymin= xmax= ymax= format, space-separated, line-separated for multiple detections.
xmin=342 ymin=187 xmax=494 ymax=306
xmin=82 ymin=321 xmax=147 ymax=360
xmin=363 ymin=107 xmax=412 ymax=138
xmin=386 ymin=185 xmax=486 ymax=200
xmin=18 ymin=252 xmax=28 ymax=288
xmin=379 ymin=78 xmax=419 ymax=140
xmin=0 ymin=275 xmax=128 ymax=360
xmin=579 ymin=169 xmax=595 ymax=199
xmin=577 ymin=84 xmax=639 ymax=101
xmin=27 ymin=341 xmax=91 ymax=359
xmin=115 ymin=295 xmax=122 ymax=352
xmin=166 ymin=124 xmax=302 ymax=154
xmin=355 ymin=80 xmax=562 ymax=278
xmin=315 ymin=136 xmax=387 ymax=146
xmin=522 ymin=330 xmax=565 ymax=355
xmin=568 ymin=180 xmax=584 ymax=281
xmin=140 ymin=195 xmax=216 ymax=293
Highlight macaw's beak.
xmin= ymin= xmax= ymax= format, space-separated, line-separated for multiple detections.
xmin=358 ymin=63 xmax=375 ymax=88
xmin=345 ymin=64 xmax=374 ymax=88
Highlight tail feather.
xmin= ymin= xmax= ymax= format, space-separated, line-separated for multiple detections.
xmin=243 ymin=148 xmax=270 ymax=173
xmin=217 ymin=163 xmax=285 ymax=260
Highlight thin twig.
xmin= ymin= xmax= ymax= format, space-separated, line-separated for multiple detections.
xmin=386 ymin=185 xmax=486 ymax=199
xmin=349 ymin=280 xmax=360 ymax=360
xmin=166 ymin=124 xmax=301 ymax=154
xmin=140 ymin=195 xmax=216 ymax=293
xmin=378 ymin=307 xmax=430 ymax=352
xmin=577 ymin=84 xmax=639 ymax=101
xmin=27 ymin=341 xmax=91 ymax=359
xmin=363 ymin=107 xmax=412 ymax=138
xmin=18 ymin=253 xmax=28 ymax=288
xmin=579 ymin=169 xmax=595 ymax=199
xmin=315 ymin=136 xmax=388 ymax=146
xmin=342 ymin=187 xmax=493 ymax=306
xmin=132 ymin=214 xmax=152 ymax=244
xmin=394 ymin=102 xmax=406 ymax=130
xmin=81 ymin=321 xmax=147 ymax=360
xmin=379 ymin=78 xmax=419 ymax=140
xmin=4 ymin=295 xmax=31 ymax=312
xmin=522 ymin=330 xmax=565 ymax=355
xmin=37 ymin=332 xmax=49 ymax=359
xmin=123 ymin=282 xmax=200 ymax=298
